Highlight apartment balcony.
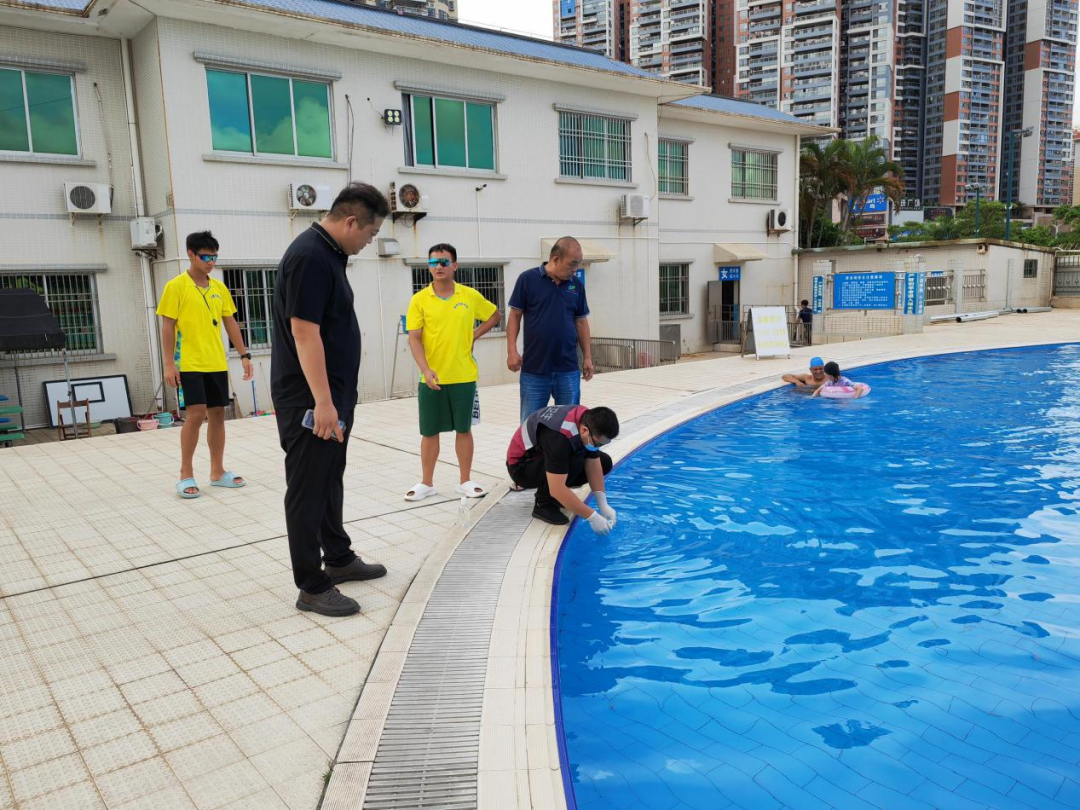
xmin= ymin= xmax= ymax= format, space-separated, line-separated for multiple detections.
xmin=670 ymin=25 xmax=705 ymax=42
xmin=794 ymin=0 xmax=835 ymax=12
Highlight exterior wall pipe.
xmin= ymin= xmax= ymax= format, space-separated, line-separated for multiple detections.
xmin=122 ymin=38 xmax=164 ymax=411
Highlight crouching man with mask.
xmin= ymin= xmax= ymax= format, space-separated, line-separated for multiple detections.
xmin=506 ymin=404 xmax=619 ymax=535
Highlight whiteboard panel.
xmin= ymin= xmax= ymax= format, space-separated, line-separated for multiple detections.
xmin=42 ymin=374 xmax=133 ymax=428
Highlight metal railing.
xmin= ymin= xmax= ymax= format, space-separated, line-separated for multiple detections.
xmin=1055 ymin=251 xmax=1080 ymax=296
xmin=589 ymin=337 xmax=678 ymax=373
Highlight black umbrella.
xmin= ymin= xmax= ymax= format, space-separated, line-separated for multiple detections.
xmin=0 ymin=288 xmax=78 ymax=437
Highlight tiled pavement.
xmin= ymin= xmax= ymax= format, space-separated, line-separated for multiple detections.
xmin=1 ymin=310 xmax=1078 ymax=810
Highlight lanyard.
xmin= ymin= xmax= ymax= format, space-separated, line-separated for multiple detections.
xmin=195 ymin=283 xmax=218 ymax=327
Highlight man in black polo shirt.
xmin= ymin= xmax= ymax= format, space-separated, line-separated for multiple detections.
xmin=272 ymin=183 xmax=390 ymax=617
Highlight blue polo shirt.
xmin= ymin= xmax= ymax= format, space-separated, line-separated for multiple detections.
xmin=508 ymin=264 xmax=590 ymax=375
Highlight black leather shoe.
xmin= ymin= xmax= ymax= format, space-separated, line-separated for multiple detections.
xmin=326 ymin=558 xmax=388 ymax=585
xmin=296 ymin=587 xmax=360 ymax=616
xmin=532 ymin=504 xmax=569 ymax=525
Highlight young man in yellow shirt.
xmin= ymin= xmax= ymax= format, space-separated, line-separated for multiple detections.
xmin=404 ymin=243 xmax=501 ymax=501
xmin=157 ymin=231 xmax=252 ymax=498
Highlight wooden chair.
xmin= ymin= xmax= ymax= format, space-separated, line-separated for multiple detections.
xmin=57 ymin=399 xmax=91 ymax=441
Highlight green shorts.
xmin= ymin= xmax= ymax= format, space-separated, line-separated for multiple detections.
xmin=418 ymin=381 xmax=476 ymax=437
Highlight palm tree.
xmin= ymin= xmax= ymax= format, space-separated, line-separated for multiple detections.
xmin=799 ymin=139 xmax=847 ymax=248
xmin=838 ymin=135 xmax=904 ymax=235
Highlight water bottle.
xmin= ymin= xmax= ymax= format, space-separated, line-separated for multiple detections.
xmin=457 ymin=497 xmax=470 ymax=528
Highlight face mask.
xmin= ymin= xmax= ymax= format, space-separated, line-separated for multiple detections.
xmin=584 ymin=442 xmax=599 ymax=452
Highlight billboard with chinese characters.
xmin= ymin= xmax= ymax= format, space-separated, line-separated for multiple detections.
xmin=903 ymin=272 xmax=926 ymax=315
xmin=833 ymin=272 xmax=896 ymax=310
xmin=718 ymin=266 xmax=741 ymax=281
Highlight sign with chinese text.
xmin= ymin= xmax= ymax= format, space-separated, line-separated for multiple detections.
xmin=833 ymin=272 xmax=896 ymax=310
xmin=750 ymin=307 xmax=790 ymax=359
xmin=718 ymin=266 xmax=741 ymax=281
xmin=854 ymin=192 xmax=888 ymax=214
xmin=903 ymin=272 xmax=926 ymax=315
xmin=812 ymin=275 xmax=824 ymax=314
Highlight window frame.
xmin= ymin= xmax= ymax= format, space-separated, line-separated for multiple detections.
xmin=0 ymin=67 xmax=81 ymax=158
xmin=557 ymin=109 xmax=633 ymax=183
xmin=1023 ymin=258 xmax=1038 ymax=278
xmin=731 ymin=147 xmax=779 ymax=202
xmin=205 ymin=68 xmax=335 ymax=160
xmin=409 ymin=265 xmax=507 ymax=334
xmin=404 ymin=93 xmax=499 ymax=172
xmin=658 ymin=138 xmax=689 ymax=196
xmin=659 ymin=263 xmax=691 ymax=317
xmin=222 ymin=267 xmax=277 ymax=351
xmin=0 ymin=272 xmax=101 ymax=357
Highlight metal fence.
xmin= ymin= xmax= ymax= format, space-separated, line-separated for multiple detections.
xmin=1055 ymin=251 xmax=1080 ymax=296
xmin=590 ymin=337 xmax=678 ymax=373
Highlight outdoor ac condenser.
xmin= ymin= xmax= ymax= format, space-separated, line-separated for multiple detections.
xmin=620 ymin=193 xmax=650 ymax=221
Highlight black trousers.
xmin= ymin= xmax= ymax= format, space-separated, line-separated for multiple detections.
xmin=508 ymin=451 xmax=613 ymax=508
xmin=276 ymin=406 xmax=357 ymax=594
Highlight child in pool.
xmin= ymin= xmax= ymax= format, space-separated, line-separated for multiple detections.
xmin=812 ymin=361 xmax=868 ymax=398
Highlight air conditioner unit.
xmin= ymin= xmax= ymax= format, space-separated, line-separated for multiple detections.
xmin=620 ymin=193 xmax=650 ymax=221
xmin=767 ymin=207 xmax=792 ymax=233
xmin=130 ymin=217 xmax=160 ymax=250
xmin=64 ymin=182 xmax=112 ymax=215
xmin=389 ymin=182 xmax=425 ymax=214
xmin=288 ymin=182 xmax=331 ymax=212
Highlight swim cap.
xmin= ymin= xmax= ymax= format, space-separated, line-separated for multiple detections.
xmin=809 ymin=357 xmax=824 ymax=368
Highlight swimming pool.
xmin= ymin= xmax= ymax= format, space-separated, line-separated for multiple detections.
xmin=552 ymin=345 xmax=1080 ymax=809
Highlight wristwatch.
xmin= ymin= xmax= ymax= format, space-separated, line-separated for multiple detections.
xmin=240 ymin=353 xmax=252 ymax=360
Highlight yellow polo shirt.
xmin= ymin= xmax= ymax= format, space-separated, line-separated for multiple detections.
xmin=156 ymin=272 xmax=237 ymax=372
xmin=406 ymin=283 xmax=497 ymax=384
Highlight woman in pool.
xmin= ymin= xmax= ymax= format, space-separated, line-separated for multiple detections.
xmin=812 ymin=361 xmax=869 ymax=399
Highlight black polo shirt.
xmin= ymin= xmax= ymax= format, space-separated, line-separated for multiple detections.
xmin=271 ymin=223 xmax=361 ymax=414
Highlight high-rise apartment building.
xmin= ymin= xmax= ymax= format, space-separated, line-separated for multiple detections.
xmin=733 ymin=0 xmax=841 ymax=130
xmin=555 ymin=0 xmax=620 ymax=57
xmin=630 ymin=0 xmax=711 ymax=86
xmin=557 ymin=1 xmax=1076 ymax=212
xmin=1001 ymin=0 xmax=1078 ymax=212
xmin=555 ymin=0 xmax=710 ymax=86
xmin=350 ymin=0 xmax=457 ymax=21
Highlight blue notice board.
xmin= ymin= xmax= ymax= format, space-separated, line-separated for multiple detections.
xmin=718 ymin=266 xmax=741 ymax=281
xmin=854 ymin=193 xmax=888 ymax=214
xmin=903 ymin=272 xmax=926 ymax=315
xmin=833 ymin=272 xmax=896 ymax=310
xmin=812 ymin=275 xmax=824 ymax=314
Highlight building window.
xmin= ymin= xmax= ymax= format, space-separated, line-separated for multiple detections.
xmin=963 ymin=271 xmax=986 ymax=301
xmin=558 ymin=110 xmax=631 ymax=181
xmin=0 ymin=273 xmax=100 ymax=356
xmin=659 ymin=139 xmax=688 ymax=195
xmin=410 ymin=265 xmax=505 ymax=332
xmin=223 ymin=267 xmax=276 ymax=350
xmin=206 ymin=69 xmax=332 ymax=158
xmin=405 ymin=94 xmax=496 ymax=170
xmin=1023 ymin=259 xmax=1038 ymax=278
xmin=0 ymin=68 xmax=79 ymax=156
xmin=659 ymin=263 xmax=690 ymax=317
xmin=731 ymin=148 xmax=778 ymax=200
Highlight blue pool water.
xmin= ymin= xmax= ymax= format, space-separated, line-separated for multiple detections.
xmin=553 ymin=345 xmax=1080 ymax=810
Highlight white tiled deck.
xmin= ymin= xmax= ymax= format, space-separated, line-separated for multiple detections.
xmin=1 ymin=310 xmax=1077 ymax=809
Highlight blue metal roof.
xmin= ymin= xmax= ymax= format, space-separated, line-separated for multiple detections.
xmin=670 ymin=94 xmax=811 ymax=126
xmin=225 ymin=0 xmax=658 ymax=79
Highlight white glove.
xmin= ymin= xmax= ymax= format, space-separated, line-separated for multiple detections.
xmin=593 ymin=491 xmax=617 ymax=527
xmin=586 ymin=511 xmax=612 ymax=536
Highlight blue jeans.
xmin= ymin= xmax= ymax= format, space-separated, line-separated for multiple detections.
xmin=519 ymin=370 xmax=581 ymax=423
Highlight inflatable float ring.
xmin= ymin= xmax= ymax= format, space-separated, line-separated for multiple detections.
xmin=819 ymin=383 xmax=871 ymax=399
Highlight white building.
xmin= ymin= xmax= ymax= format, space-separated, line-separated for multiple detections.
xmin=0 ymin=0 xmax=823 ymax=428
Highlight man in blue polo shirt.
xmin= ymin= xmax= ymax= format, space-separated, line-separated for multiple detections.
xmin=506 ymin=237 xmax=594 ymax=422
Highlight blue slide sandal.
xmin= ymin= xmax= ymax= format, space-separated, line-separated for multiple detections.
xmin=211 ymin=471 xmax=246 ymax=489
xmin=177 ymin=478 xmax=200 ymax=499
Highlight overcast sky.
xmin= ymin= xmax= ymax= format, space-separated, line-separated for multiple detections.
xmin=459 ymin=1 xmax=1080 ymax=126
xmin=458 ymin=0 xmax=553 ymax=39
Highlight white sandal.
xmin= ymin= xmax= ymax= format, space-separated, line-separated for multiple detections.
xmin=455 ymin=481 xmax=487 ymax=498
xmin=404 ymin=483 xmax=438 ymax=502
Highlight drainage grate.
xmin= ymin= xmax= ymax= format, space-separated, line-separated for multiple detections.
xmin=362 ymin=501 xmax=534 ymax=810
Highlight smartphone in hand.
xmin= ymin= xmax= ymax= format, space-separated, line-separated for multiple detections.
xmin=302 ymin=409 xmax=346 ymax=434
